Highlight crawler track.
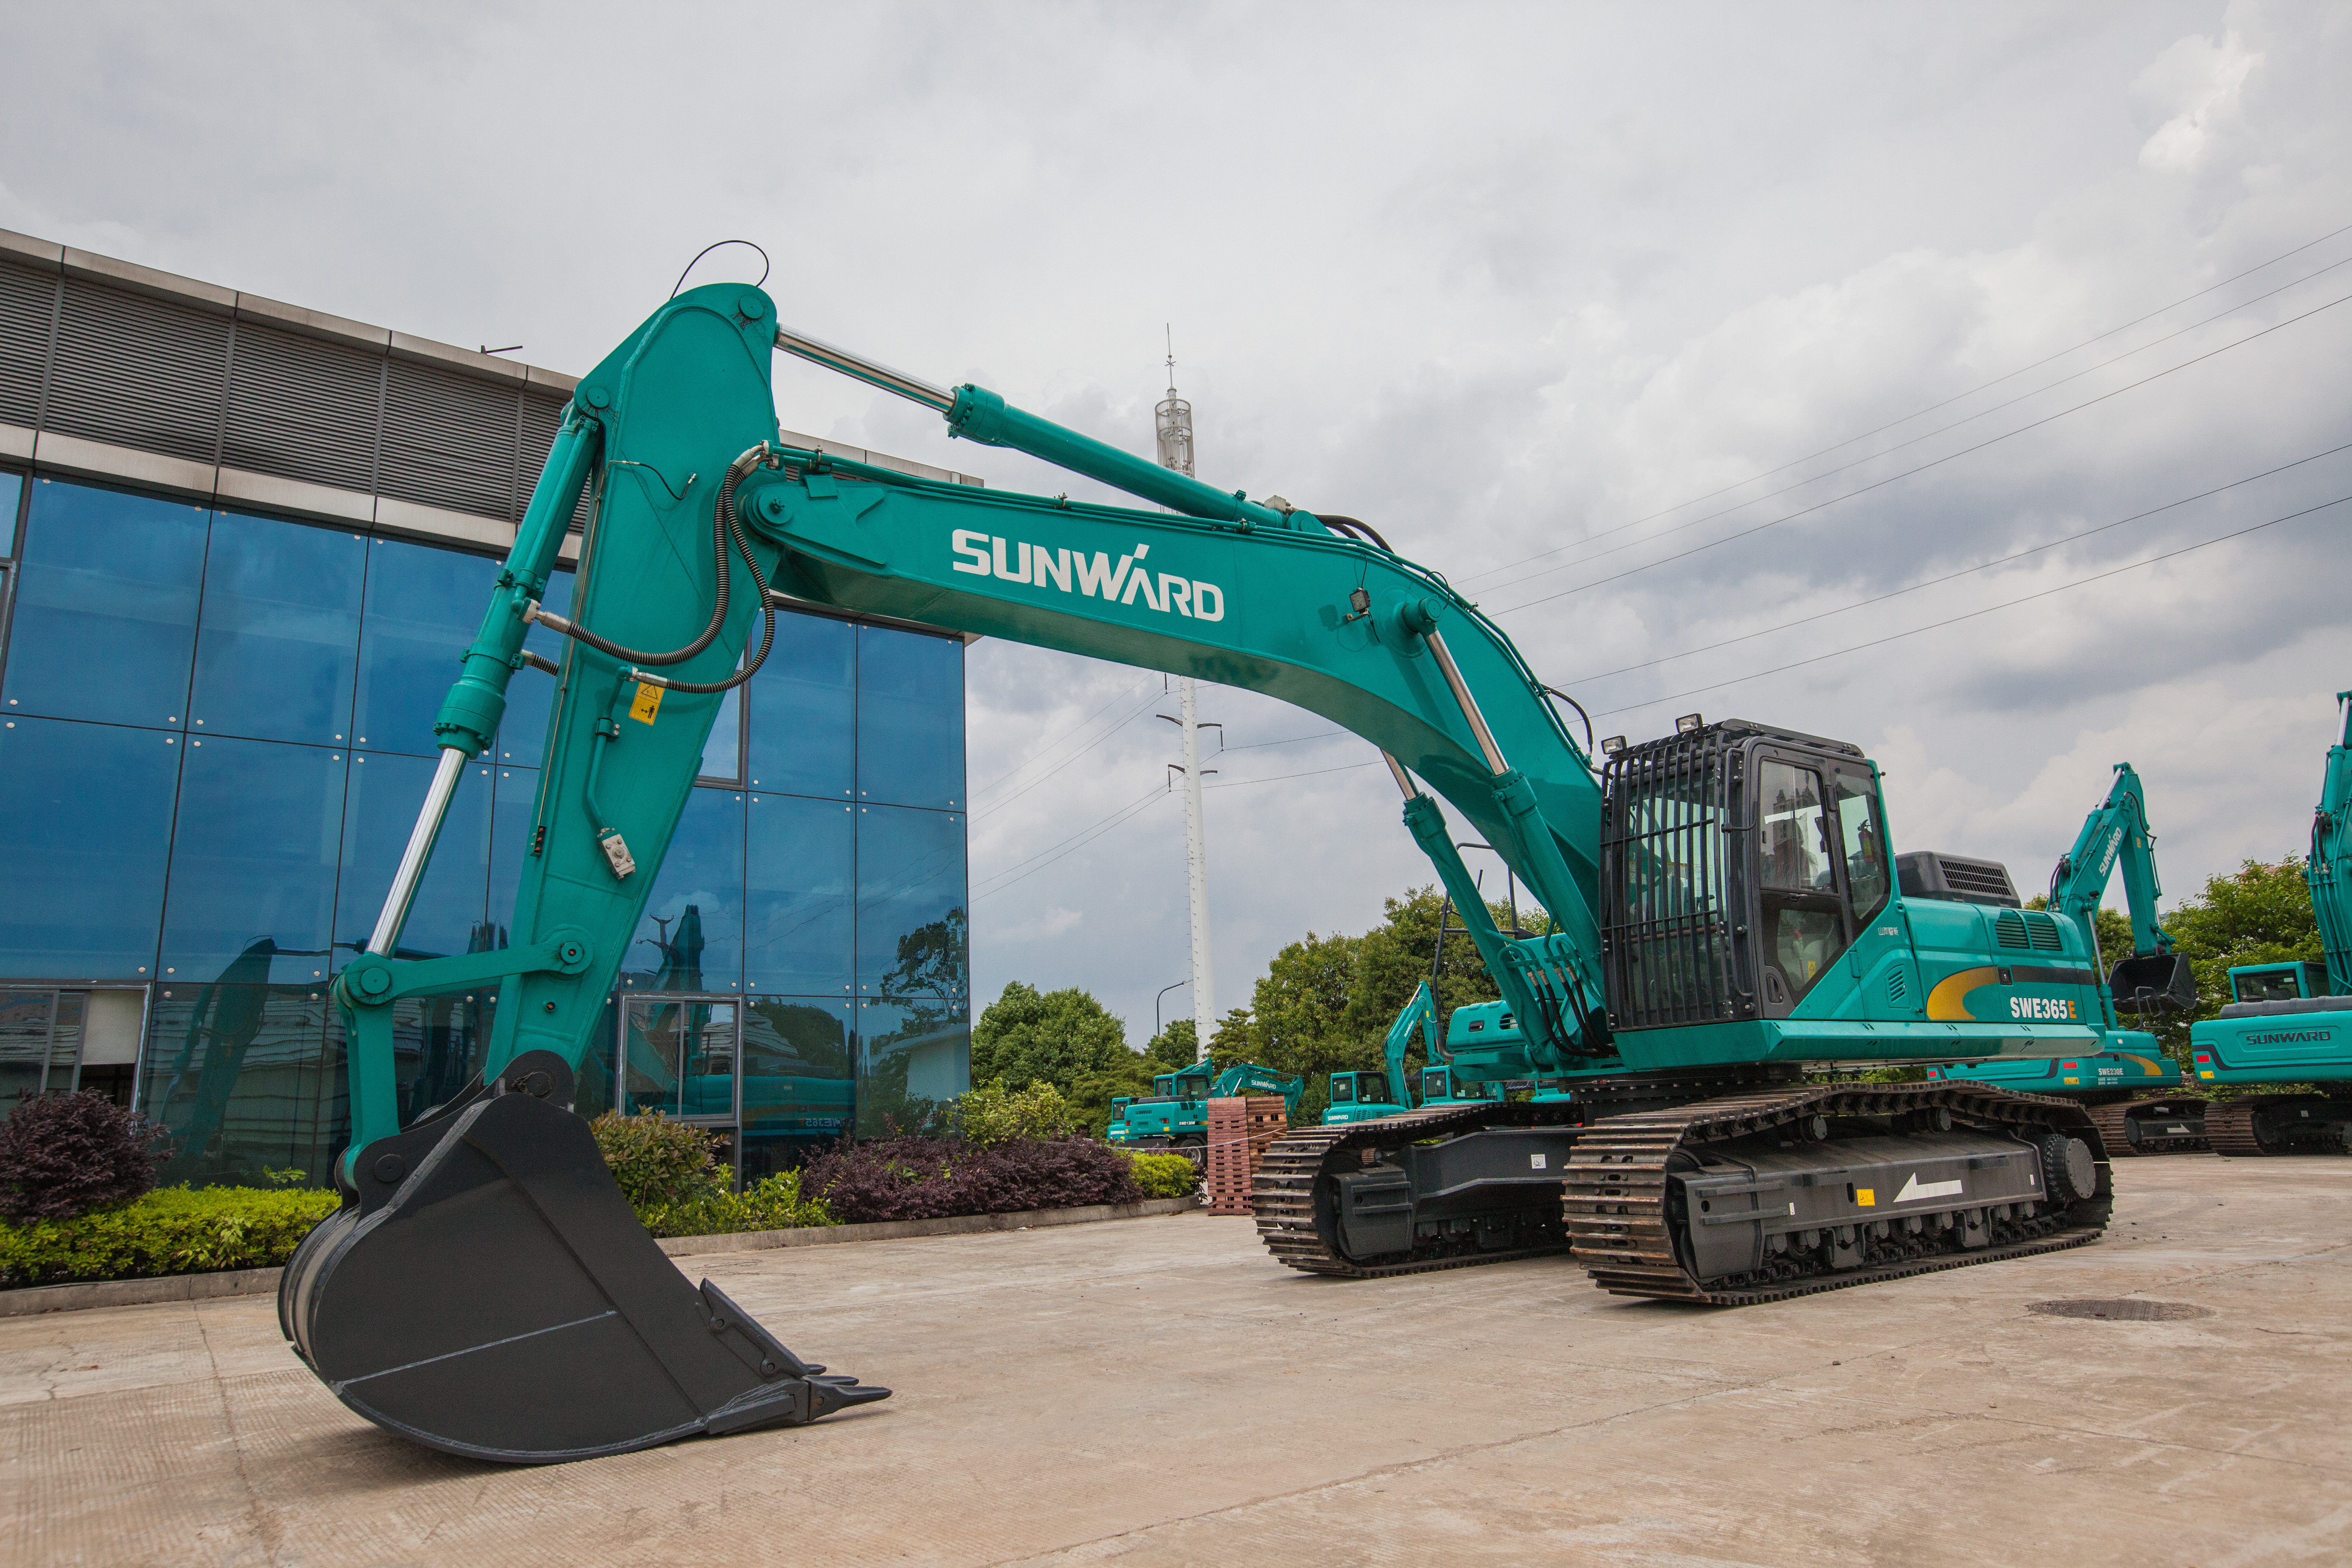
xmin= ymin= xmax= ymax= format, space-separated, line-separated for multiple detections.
xmin=2086 ymin=1097 xmax=2208 ymax=1157
xmin=2205 ymin=1095 xmax=2352 ymax=1155
xmin=1252 ymin=1101 xmax=1579 ymax=1278
xmin=1565 ymin=1082 xmax=2111 ymax=1305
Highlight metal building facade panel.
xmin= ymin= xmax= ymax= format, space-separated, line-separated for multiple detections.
xmin=46 ymin=280 xmax=232 ymax=466
xmin=221 ymin=320 xmax=384 ymax=495
xmin=0 ymin=260 xmax=57 ymax=429
xmin=377 ymin=357 xmax=522 ymax=521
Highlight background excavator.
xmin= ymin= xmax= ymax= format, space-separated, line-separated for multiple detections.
xmin=1928 ymin=764 xmax=2206 ymax=1155
xmin=282 ymin=282 xmax=2114 ymax=1465
xmin=1106 ymin=1060 xmax=1305 ymax=1157
xmin=2188 ymin=689 xmax=2352 ymax=1153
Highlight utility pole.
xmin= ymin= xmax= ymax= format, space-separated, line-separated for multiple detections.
xmin=1156 ymin=331 xmax=1216 ymax=1063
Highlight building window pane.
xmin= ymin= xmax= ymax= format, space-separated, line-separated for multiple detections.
xmin=622 ymin=786 xmax=743 ymax=993
xmin=748 ymin=611 xmax=853 ymax=799
xmin=699 ymin=676 xmax=742 ymax=783
xmin=856 ymin=626 xmax=963 ymax=809
xmin=142 ymin=982 xmax=329 ymax=1186
xmin=335 ymin=752 xmax=493 ymax=965
xmin=3 ymin=480 xmax=206 ymax=728
xmin=854 ymin=998 xmax=970 ymax=1137
xmin=745 ymin=792 xmax=853 ymax=996
xmin=742 ymin=997 xmax=854 ymax=1162
xmin=856 ymin=804 xmax=967 ymax=997
xmin=487 ymin=765 xmax=541 ymax=944
xmin=0 ymin=716 xmax=178 ymax=979
xmin=187 ymin=511 xmax=365 ymax=747
xmin=353 ymin=537 xmax=498 ymax=755
xmin=0 ymin=470 xmax=23 ymax=553
xmin=495 ymin=567 xmax=571 ymax=768
xmin=157 ymin=735 xmax=346 ymax=984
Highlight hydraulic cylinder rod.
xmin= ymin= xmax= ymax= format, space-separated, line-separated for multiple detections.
xmin=366 ymin=745 xmax=470 ymax=956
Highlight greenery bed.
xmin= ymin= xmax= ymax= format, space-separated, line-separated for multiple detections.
xmin=0 ymin=1184 xmax=341 ymax=1289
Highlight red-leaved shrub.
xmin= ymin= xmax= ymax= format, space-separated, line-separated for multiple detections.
xmin=0 ymin=1092 xmax=165 ymax=1222
xmin=803 ymin=1135 xmax=1142 ymax=1223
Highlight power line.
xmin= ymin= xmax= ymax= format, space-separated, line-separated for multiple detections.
xmin=1220 ymin=728 xmax=1348 ymax=751
xmin=1492 ymin=287 xmax=2352 ymax=617
xmin=1206 ymin=758 xmax=1382 ymax=789
xmin=970 ymin=785 xmax=1174 ymax=901
xmin=970 ymin=688 xmax=1167 ymax=818
xmin=1485 ymin=254 xmax=2352 ymax=599
xmin=1565 ymin=439 xmax=2352 ymax=686
xmin=969 ymin=671 xmax=1157 ymax=802
xmin=1591 ymin=492 xmax=2352 ymax=721
xmin=1460 ymin=218 xmax=2352 ymax=587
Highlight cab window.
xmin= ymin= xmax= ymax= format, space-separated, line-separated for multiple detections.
xmin=1331 ymin=1076 xmax=1355 ymax=1103
xmin=1759 ymin=759 xmax=1849 ymax=997
xmin=1359 ymin=1073 xmax=1390 ymax=1105
xmin=2233 ymin=969 xmax=2306 ymax=1004
xmin=1832 ymin=769 xmax=1889 ymax=921
xmin=1421 ymin=1070 xmax=1447 ymax=1099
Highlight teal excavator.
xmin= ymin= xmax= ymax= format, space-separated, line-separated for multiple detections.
xmin=2188 ymin=690 xmax=2352 ymax=1153
xmin=1107 ymin=1060 xmax=1305 ymax=1155
xmin=281 ymin=284 xmax=2112 ymax=1465
xmin=1928 ymin=765 xmax=2205 ymax=1154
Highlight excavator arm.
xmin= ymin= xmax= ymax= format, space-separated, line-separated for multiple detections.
xmin=1381 ymin=981 xmax=1440 ymax=1103
xmin=2311 ymin=691 xmax=2352 ymax=997
xmin=2046 ymin=763 xmax=2194 ymax=1017
xmin=284 ymin=283 xmax=1613 ymax=1464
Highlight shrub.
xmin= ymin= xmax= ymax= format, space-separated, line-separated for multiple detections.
xmin=591 ymin=1110 xmax=726 ymax=1210
xmin=949 ymin=1078 xmax=1086 ymax=1147
xmin=805 ymin=1134 xmax=1144 ymax=1223
xmin=634 ymin=1169 xmax=838 ymax=1238
xmin=0 ymin=1091 xmax=165 ymax=1222
xmin=1119 ymin=1150 xmax=1201 ymax=1200
xmin=0 ymin=1184 xmax=341 ymax=1287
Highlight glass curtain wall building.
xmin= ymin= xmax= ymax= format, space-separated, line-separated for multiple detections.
xmin=0 ymin=231 xmax=973 ymax=1189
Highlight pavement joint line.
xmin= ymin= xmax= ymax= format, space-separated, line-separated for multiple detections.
xmin=194 ymin=1296 xmax=289 ymax=1567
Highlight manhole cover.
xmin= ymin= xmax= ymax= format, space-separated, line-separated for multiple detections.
xmin=2028 ymin=1298 xmax=2213 ymax=1322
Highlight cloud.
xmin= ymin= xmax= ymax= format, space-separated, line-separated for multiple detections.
xmin=2137 ymin=29 xmax=2262 ymax=173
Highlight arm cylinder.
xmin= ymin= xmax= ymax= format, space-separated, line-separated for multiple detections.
xmin=367 ymin=745 xmax=471 ymax=956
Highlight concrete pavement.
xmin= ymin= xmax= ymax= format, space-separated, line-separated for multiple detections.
xmin=2 ymin=1156 xmax=2345 ymax=1565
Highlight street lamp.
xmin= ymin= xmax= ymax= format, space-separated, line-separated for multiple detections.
xmin=1155 ymin=979 xmax=1189 ymax=1039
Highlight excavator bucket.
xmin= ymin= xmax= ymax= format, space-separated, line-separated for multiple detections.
xmin=2110 ymin=953 xmax=2197 ymax=1014
xmin=279 ymin=1054 xmax=887 ymax=1464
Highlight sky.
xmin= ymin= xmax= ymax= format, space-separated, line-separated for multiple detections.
xmin=5 ymin=1 xmax=2348 ymax=1047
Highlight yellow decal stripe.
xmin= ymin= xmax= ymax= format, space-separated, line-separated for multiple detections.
xmin=1925 ymin=966 xmax=2001 ymax=1021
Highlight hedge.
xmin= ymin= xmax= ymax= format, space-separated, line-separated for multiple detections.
xmin=805 ymin=1134 xmax=1144 ymax=1223
xmin=0 ymin=1185 xmax=341 ymax=1289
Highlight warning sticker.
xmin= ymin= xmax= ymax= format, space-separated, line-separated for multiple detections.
xmin=1855 ymin=1188 xmax=1876 ymax=1207
xmin=629 ymin=682 xmax=663 ymax=725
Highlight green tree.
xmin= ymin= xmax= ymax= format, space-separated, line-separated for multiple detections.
xmin=2148 ymin=858 xmax=2323 ymax=1064
xmin=970 ymin=982 xmax=1152 ymax=1135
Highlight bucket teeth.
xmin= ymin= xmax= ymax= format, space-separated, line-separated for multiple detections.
xmin=279 ymin=1085 xmax=886 ymax=1463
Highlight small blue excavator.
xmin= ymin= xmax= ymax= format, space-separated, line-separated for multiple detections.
xmin=1929 ymin=764 xmax=2203 ymax=1155
xmin=2190 ymin=689 xmax=2352 ymax=1154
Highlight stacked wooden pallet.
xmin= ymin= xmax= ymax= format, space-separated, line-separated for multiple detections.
xmin=1204 ymin=1095 xmax=1289 ymax=1214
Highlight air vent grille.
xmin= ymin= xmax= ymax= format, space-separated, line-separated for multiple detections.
xmin=1996 ymin=910 xmax=2031 ymax=950
xmin=1887 ymin=968 xmax=1908 ymax=1006
xmin=377 ymin=358 xmax=521 ymax=519
xmin=2023 ymin=910 xmax=2064 ymax=951
xmin=1939 ymin=856 xmax=2018 ymax=904
xmin=45 ymin=281 xmax=230 ymax=465
xmin=220 ymin=322 xmax=382 ymax=493
xmin=0 ymin=260 xmax=56 ymax=428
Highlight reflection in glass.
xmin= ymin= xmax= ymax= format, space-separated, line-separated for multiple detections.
xmin=187 ymin=512 xmax=364 ymax=746
xmin=854 ymin=998 xmax=970 ymax=1137
xmin=700 ymin=672 xmax=742 ymax=782
xmin=748 ymin=611 xmax=854 ymax=799
xmin=486 ymin=765 xmax=541 ymax=941
xmin=3 ymin=480 xmax=207 ymax=728
xmin=745 ymin=792 xmax=853 ymax=995
xmin=621 ymin=997 xmax=737 ymax=1119
xmin=856 ymin=805 xmax=968 ymax=996
xmin=741 ymin=997 xmax=854 ymax=1140
xmin=143 ymin=979 xmax=330 ymax=1186
xmin=0 ymin=717 xmax=179 ymax=978
xmin=335 ymin=751 xmax=492 ymax=964
xmin=0 ymin=470 xmax=22 ymax=551
xmin=1757 ymin=760 xmax=1846 ymax=995
xmin=158 ymin=736 xmax=345 ymax=984
xmin=0 ymin=990 xmax=62 ymax=1106
xmin=353 ymin=537 xmax=498 ymax=755
xmin=1833 ymin=771 xmax=1889 ymax=921
xmin=495 ymin=568 xmax=572 ymax=767
xmin=623 ymin=787 xmax=743 ymax=992
xmin=856 ymin=625 xmax=964 ymax=809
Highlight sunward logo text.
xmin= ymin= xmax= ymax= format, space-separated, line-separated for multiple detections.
xmin=952 ymin=531 xmax=1225 ymax=621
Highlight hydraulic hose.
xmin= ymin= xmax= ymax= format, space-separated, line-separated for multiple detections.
xmin=527 ymin=445 xmax=769 ymax=667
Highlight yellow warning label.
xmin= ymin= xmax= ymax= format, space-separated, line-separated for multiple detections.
xmin=629 ymin=682 xmax=663 ymax=725
xmin=2062 ymin=1077 xmax=2081 ymax=1086
xmin=1855 ymin=1188 xmax=1876 ymax=1207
